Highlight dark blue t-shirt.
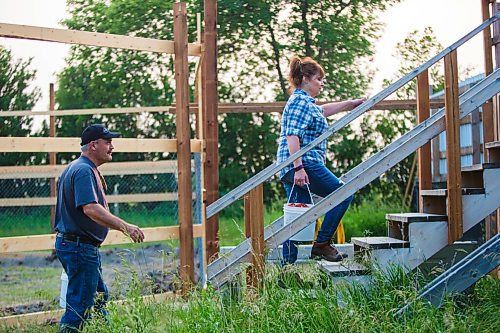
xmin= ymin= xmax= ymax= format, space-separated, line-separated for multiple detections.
xmin=54 ymin=155 xmax=109 ymax=242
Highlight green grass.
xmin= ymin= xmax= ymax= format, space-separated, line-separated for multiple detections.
xmin=4 ymin=264 xmax=498 ymax=333
xmin=0 ymin=266 xmax=61 ymax=309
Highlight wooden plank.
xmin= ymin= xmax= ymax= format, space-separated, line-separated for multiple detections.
xmin=174 ymin=2 xmax=195 ymax=289
xmin=0 ymin=160 xmax=182 ymax=179
xmin=0 ymin=137 xmax=203 ymax=153
xmin=203 ymin=0 xmax=220 ymax=263
xmin=0 ymin=22 xmax=201 ymax=56
xmin=0 ymin=225 xmax=204 ymax=253
xmin=417 ymin=70 xmax=432 ymax=212
xmin=245 ymin=184 xmax=265 ymax=289
xmin=482 ymin=0 xmax=495 ymax=160
xmin=0 ymin=292 xmax=175 ymax=326
xmin=0 ymin=100 xmax=446 ymax=118
xmin=0 ymin=192 xmax=182 ymax=207
xmin=471 ymin=109 xmax=482 ymax=164
xmin=444 ymin=51 xmax=463 ymax=243
xmin=49 ymin=84 xmax=56 ymax=231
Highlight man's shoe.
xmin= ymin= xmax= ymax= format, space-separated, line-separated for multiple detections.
xmin=310 ymin=241 xmax=347 ymax=262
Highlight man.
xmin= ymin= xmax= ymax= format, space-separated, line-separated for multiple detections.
xmin=54 ymin=124 xmax=145 ymax=332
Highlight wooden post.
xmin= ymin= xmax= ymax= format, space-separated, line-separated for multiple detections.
xmin=174 ymin=2 xmax=195 ymax=290
xmin=244 ymin=184 xmax=265 ymax=289
xmin=49 ymin=84 xmax=56 ymax=232
xmin=203 ymin=0 xmax=220 ymax=263
xmin=482 ymin=0 xmax=495 ymax=160
xmin=444 ymin=51 xmax=463 ymax=243
xmin=416 ymin=70 xmax=432 ymax=211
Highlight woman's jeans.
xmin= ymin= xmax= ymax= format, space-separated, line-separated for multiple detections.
xmin=281 ymin=163 xmax=354 ymax=265
xmin=55 ymin=235 xmax=109 ymax=332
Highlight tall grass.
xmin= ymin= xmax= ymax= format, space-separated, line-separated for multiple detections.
xmin=7 ymin=263 xmax=498 ymax=333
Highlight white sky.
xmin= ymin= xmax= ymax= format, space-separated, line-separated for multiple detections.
xmin=0 ymin=0 xmax=489 ymax=111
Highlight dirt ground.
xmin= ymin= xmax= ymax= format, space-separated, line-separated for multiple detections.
xmin=0 ymin=242 xmax=203 ymax=317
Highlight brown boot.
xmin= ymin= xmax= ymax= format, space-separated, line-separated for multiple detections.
xmin=310 ymin=241 xmax=348 ymax=262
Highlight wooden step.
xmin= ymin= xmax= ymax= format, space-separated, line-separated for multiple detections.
xmin=352 ymin=236 xmax=409 ymax=251
xmin=386 ymin=212 xmax=447 ymax=223
xmin=386 ymin=213 xmax=447 ymax=242
xmin=484 ymin=141 xmax=500 ymax=163
xmin=420 ymin=188 xmax=485 ymax=196
xmin=318 ymin=260 xmax=368 ymax=277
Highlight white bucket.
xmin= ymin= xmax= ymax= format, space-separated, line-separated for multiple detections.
xmin=60 ymin=271 xmax=68 ymax=308
xmin=283 ymin=203 xmax=316 ymax=241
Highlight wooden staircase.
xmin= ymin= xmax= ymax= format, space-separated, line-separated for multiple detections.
xmin=206 ymin=15 xmax=500 ymax=293
xmin=316 ymin=142 xmax=500 ymax=282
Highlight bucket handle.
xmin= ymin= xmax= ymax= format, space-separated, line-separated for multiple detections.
xmin=287 ymin=183 xmax=314 ymax=205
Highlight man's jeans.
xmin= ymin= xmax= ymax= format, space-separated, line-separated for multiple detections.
xmin=55 ymin=235 xmax=109 ymax=332
xmin=281 ymin=163 xmax=354 ymax=265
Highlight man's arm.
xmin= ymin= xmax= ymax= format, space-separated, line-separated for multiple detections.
xmin=82 ymin=203 xmax=144 ymax=242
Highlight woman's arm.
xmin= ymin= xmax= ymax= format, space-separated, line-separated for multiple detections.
xmin=322 ymin=98 xmax=364 ymax=117
xmin=286 ymin=135 xmax=309 ymax=185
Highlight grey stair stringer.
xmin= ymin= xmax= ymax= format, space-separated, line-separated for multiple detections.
xmin=207 ymin=69 xmax=500 ymax=287
xmin=396 ymin=233 xmax=500 ymax=315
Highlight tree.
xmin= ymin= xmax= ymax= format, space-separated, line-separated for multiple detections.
xmin=54 ymin=0 xmax=402 ymax=205
xmin=372 ymin=27 xmax=444 ymax=203
xmin=0 ymin=46 xmax=41 ymax=166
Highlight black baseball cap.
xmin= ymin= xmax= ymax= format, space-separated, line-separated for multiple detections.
xmin=80 ymin=124 xmax=121 ymax=146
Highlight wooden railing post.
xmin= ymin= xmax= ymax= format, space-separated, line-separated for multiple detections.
xmin=416 ymin=70 xmax=432 ymax=211
xmin=444 ymin=50 xmax=463 ymax=243
xmin=49 ymin=83 xmax=56 ymax=232
xmin=482 ymin=0 xmax=495 ymax=160
xmin=203 ymin=0 xmax=220 ymax=263
xmin=174 ymin=2 xmax=195 ymax=291
xmin=244 ymin=184 xmax=265 ymax=289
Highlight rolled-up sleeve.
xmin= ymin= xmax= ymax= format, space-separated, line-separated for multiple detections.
xmin=283 ymin=98 xmax=313 ymax=139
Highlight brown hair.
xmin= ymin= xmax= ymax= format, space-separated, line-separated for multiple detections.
xmin=288 ymin=56 xmax=325 ymax=92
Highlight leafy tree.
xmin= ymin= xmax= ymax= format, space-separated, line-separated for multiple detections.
xmin=372 ymin=27 xmax=444 ymax=204
xmin=54 ymin=0 xmax=402 ymax=205
xmin=0 ymin=46 xmax=41 ymax=166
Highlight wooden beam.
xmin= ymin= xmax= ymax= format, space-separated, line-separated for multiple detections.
xmin=0 ymin=137 xmax=203 ymax=153
xmin=417 ymin=70 xmax=432 ymax=212
xmin=0 ymin=160 xmax=182 ymax=179
xmin=0 ymin=225 xmax=204 ymax=253
xmin=0 ymin=22 xmax=201 ymax=56
xmin=49 ymin=84 xmax=56 ymax=231
xmin=0 ymin=99 xmax=446 ymax=118
xmin=0 ymin=192 xmax=183 ymax=207
xmin=174 ymin=2 xmax=195 ymax=289
xmin=444 ymin=51 xmax=463 ymax=243
xmin=482 ymin=0 xmax=495 ymax=160
xmin=203 ymin=0 xmax=220 ymax=263
xmin=244 ymin=184 xmax=265 ymax=289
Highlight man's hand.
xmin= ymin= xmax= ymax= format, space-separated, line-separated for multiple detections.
xmin=124 ymin=223 xmax=145 ymax=243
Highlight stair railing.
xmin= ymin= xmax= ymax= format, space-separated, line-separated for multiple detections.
xmin=207 ymin=14 xmax=500 ymax=287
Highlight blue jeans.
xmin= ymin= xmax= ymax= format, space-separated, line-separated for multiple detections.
xmin=281 ymin=163 xmax=354 ymax=265
xmin=55 ymin=235 xmax=109 ymax=332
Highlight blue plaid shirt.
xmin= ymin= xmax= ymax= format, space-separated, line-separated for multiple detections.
xmin=277 ymin=88 xmax=328 ymax=178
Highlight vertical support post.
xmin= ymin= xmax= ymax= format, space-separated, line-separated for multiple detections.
xmin=174 ymin=2 xmax=195 ymax=290
xmin=482 ymin=0 xmax=495 ymax=160
xmin=203 ymin=0 xmax=219 ymax=263
xmin=244 ymin=184 xmax=265 ymax=290
xmin=49 ymin=83 xmax=56 ymax=232
xmin=444 ymin=51 xmax=463 ymax=243
xmin=417 ymin=70 xmax=432 ymax=212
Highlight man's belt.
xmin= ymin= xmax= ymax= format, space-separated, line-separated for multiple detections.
xmin=58 ymin=233 xmax=101 ymax=247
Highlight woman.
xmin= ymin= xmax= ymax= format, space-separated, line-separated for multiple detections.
xmin=276 ymin=56 xmax=364 ymax=265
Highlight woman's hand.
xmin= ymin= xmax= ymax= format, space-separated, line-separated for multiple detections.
xmin=294 ymin=169 xmax=309 ymax=186
xmin=351 ymin=98 xmax=365 ymax=108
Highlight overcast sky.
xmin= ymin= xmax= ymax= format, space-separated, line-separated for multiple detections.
xmin=0 ymin=0 xmax=489 ymax=111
